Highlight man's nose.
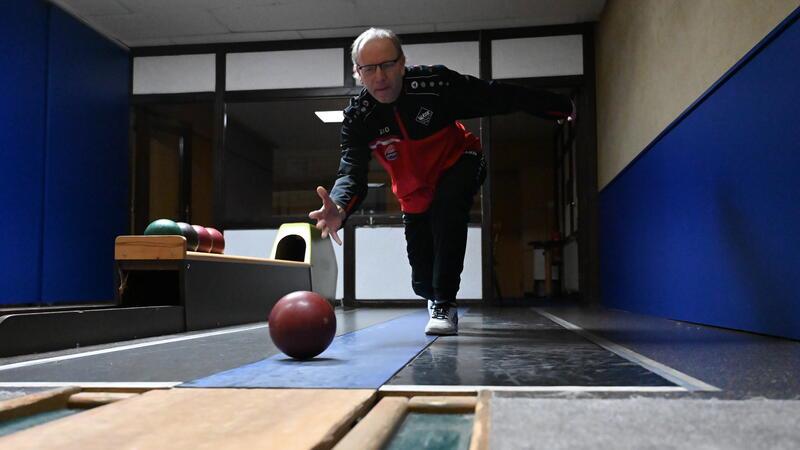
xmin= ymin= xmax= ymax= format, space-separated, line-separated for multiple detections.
xmin=374 ymin=66 xmax=389 ymax=79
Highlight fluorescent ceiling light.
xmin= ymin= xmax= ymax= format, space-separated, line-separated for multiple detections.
xmin=315 ymin=111 xmax=344 ymax=123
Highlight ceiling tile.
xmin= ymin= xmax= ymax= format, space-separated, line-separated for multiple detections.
xmin=54 ymin=0 xmax=606 ymax=47
xmin=91 ymin=10 xmax=229 ymax=40
xmin=213 ymin=0 xmax=361 ymax=32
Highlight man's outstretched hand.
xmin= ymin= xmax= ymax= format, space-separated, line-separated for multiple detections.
xmin=308 ymin=186 xmax=344 ymax=246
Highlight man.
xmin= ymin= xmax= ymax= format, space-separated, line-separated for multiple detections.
xmin=309 ymin=28 xmax=573 ymax=335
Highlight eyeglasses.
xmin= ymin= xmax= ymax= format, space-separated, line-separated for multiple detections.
xmin=356 ymin=56 xmax=402 ymax=77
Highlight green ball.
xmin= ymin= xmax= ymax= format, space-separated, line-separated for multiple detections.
xmin=144 ymin=219 xmax=182 ymax=236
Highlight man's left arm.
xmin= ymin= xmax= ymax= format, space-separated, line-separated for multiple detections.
xmin=437 ymin=65 xmax=573 ymax=121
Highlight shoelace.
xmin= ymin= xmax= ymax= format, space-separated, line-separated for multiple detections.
xmin=431 ymin=305 xmax=449 ymax=320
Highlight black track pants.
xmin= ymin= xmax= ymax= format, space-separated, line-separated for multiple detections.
xmin=402 ymin=152 xmax=486 ymax=305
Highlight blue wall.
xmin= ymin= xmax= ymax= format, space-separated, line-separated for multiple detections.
xmin=0 ymin=1 xmax=49 ymax=305
xmin=600 ymin=9 xmax=800 ymax=340
xmin=0 ymin=2 xmax=129 ymax=306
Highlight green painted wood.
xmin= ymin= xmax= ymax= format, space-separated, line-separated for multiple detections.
xmin=0 ymin=409 xmax=80 ymax=437
xmin=385 ymin=413 xmax=473 ymax=450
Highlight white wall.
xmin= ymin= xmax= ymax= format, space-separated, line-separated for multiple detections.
xmin=595 ymin=0 xmax=799 ymax=188
xmin=355 ymin=226 xmax=482 ymax=300
xmin=133 ymin=34 xmax=586 ymax=94
xmin=223 ymin=226 xmax=482 ymax=301
xmin=492 ymin=35 xmax=583 ymax=79
xmin=133 ymin=54 xmax=216 ymax=94
xmin=226 ymin=48 xmax=344 ymax=90
xmin=403 ymin=41 xmax=480 ymax=77
xmin=224 ymin=229 xmax=345 ymax=300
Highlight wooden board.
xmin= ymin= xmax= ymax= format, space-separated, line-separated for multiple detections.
xmin=468 ymin=390 xmax=491 ymax=450
xmin=408 ymin=396 xmax=477 ymax=413
xmin=0 ymin=388 xmax=376 ymax=450
xmin=67 ymin=392 xmax=138 ymax=408
xmin=115 ymin=236 xmax=186 ymax=260
xmin=115 ymin=235 xmax=310 ymax=267
xmin=333 ymin=397 xmax=408 ymax=450
xmin=0 ymin=387 xmax=80 ymax=421
xmin=186 ymin=252 xmax=310 ymax=267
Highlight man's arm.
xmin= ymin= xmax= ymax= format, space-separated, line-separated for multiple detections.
xmin=309 ymin=118 xmax=371 ymax=245
xmin=436 ymin=65 xmax=573 ymax=121
xmin=329 ymin=120 xmax=371 ymax=219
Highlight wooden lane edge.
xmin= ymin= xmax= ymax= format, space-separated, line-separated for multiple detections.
xmin=333 ymin=397 xmax=409 ymax=450
xmin=114 ymin=235 xmax=311 ymax=267
xmin=67 ymin=392 xmax=139 ymax=409
xmin=317 ymin=390 xmax=379 ymax=450
xmin=185 ymin=252 xmax=311 ymax=267
xmin=468 ymin=390 xmax=492 ymax=450
xmin=79 ymin=386 xmax=165 ymax=394
xmin=407 ymin=396 xmax=477 ymax=413
xmin=0 ymin=388 xmax=376 ymax=449
xmin=0 ymin=387 xmax=81 ymax=421
xmin=379 ymin=388 xmax=478 ymax=397
xmin=115 ymin=236 xmax=186 ymax=260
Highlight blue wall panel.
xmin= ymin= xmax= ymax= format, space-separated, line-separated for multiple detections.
xmin=40 ymin=8 xmax=130 ymax=303
xmin=600 ymin=11 xmax=800 ymax=339
xmin=0 ymin=1 xmax=49 ymax=305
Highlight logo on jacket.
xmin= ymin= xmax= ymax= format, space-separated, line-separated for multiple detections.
xmin=416 ymin=107 xmax=433 ymax=126
xmin=384 ymin=145 xmax=398 ymax=161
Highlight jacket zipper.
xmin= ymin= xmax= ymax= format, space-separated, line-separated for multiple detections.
xmin=393 ymin=106 xmax=410 ymax=140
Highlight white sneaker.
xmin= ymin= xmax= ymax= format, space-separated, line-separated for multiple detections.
xmin=425 ymin=301 xmax=458 ymax=335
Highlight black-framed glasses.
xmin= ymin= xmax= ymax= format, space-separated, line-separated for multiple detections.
xmin=356 ymin=56 xmax=402 ymax=77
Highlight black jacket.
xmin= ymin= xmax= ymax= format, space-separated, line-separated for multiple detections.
xmin=331 ymin=64 xmax=571 ymax=214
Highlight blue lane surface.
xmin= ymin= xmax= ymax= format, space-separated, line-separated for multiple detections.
xmin=182 ymin=310 xmax=434 ymax=389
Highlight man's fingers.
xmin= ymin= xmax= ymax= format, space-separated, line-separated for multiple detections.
xmin=312 ymin=186 xmax=342 ymax=245
xmin=316 ymin=186 xmax=334 ymax=207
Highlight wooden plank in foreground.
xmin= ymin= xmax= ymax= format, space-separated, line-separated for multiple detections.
xmin=0 ymin=388 xmax=376 ymax=450
xmin=0 ymin=387 xmax=80 ymax=421
xmin=407 ymin=396 xmax=477 ymax=413
xmin=468 ymin=390 xmax=492 ymax=450
xmin=333 ymin=397 xmax=408 ymax=450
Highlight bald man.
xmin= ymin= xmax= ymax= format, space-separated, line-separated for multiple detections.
xmin=310 ymin=28 xmax=573 ymax=335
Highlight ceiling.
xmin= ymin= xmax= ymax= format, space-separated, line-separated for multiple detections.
xmin=49 ymin=0 xmax=605 ymax=48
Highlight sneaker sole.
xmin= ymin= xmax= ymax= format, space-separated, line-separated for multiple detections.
xmin=424 ymin=328 xmax=458 ymax=336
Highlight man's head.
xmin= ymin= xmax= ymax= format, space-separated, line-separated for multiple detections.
xmin=351 ymin=28 xmax=405 ymax=104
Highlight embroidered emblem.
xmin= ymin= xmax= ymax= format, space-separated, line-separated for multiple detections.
xmin=416 ymin=107 xmax=433 ymax=126
xmin=385 ymin=145 xmax=398 ymax=161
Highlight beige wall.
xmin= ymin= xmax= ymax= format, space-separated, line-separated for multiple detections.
xmin=595 ymin=0 xmax=798 ymax=189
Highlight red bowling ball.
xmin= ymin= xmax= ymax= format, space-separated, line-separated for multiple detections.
xmin=207 ymin=227 xmax=225 ymax=254
xmin=192 ymin=225 xmax=213 ymax=252
xmin=268 ymin=291 xmax=336 ymax=360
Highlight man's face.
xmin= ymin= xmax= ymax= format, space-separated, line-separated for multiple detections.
xmin=356 ymin=38 xmax=405 ymax=104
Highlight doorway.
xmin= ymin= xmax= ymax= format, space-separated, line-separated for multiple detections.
xmin=489 ymin=88 xmax=579 ymax=300
xmin=130 ymin=102 xmax=214 ymax=233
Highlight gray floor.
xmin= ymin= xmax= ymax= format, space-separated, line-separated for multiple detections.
xmin=388 ymin=308 xmax=677 ymax=388
xmin=491 ymin=397 xmax=800 ymax=450
xmin=537 ymin=305 xmax=800 ymax=399
xmin=3 ymin=302 xmax=800 ymax=449
xmin=0 ymin=308 xmax=417 ymax=385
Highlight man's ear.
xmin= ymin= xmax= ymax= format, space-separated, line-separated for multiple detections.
xmin=399 ymin=55 xmax=406 ymax=75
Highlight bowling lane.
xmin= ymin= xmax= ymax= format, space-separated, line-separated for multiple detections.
xmin=183 ymin=310 xmax=434 ymax=389
xmin=0 ymin=308 xmax=417 ymax=386
xmin=384 ymin=307 xmax=713 ymax=393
